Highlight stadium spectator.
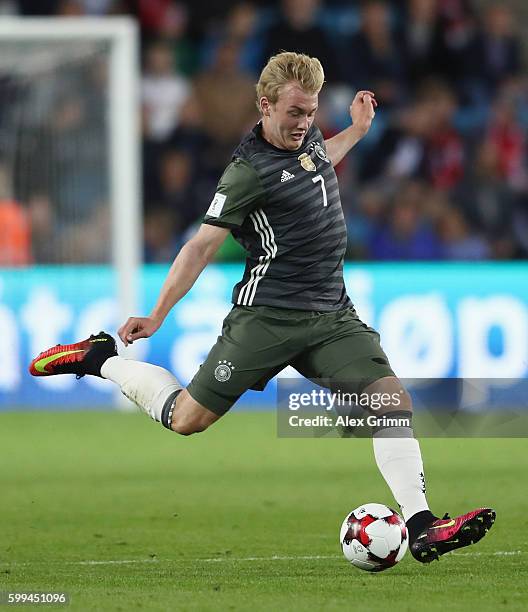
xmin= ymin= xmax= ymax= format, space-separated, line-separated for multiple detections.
xmin=369 ymin=181 xmax=443 ymax=260
xmin=484 ymin=84 xmax=527 ymax=191
xmin=138 ymin=0 xmax=187 ymax=37
xmin=144 ymin=207 xmax=180 ymax=263
xmin=48 ymin=94 xmax=107 ymax=222
xmin=202 ymin=2 xmax=264 ymax=76
xmin=262 ymin=0 xmax=340 ymax=83
xmin=420 ymin=80 xmax=465 ymax=191
xmin=141 ymin=39 xmax=191 ymax=141
xmin=362 ymin=80 xmax=464 ymax=192
xmin=224 ymin=2 xmax=263 ymax=74
xmin=138 ymin=1 xmax=197 ymax=76
xmin=434 ymin=0 xmax=478 ymax=93
xmin=55 ymin=0 xmax=84 ymax=15
xmin=359 ymin=98 xmax=433 ymax=183
xmin=343 ymin=0 xmax=406 ymax=107
xmin=453 ymin=140 xmax=518 ymax=256
xmin=0 ymin=164 xmax=31 ymax=266
xmin=3 ymin=0 xmax=528 ymax=264
xmin=468 ymin=3 xmax=522 ymax=102
xmin=437 ymin=206 xmax=490 ymax=260
xmin=346 ymin=186 xmax=389 ymax=260
xmin=399 ymin=0 xmax=445 ymax=89
xmin=26 ymin=194 xmax=56 ymax=264
xmin=59 ymin=205 xmax=111 ymax=263
xmin=155 ymin=148 xmax=202 ymax=231
xmin=192 ymin=39 xmax=258 ymax=172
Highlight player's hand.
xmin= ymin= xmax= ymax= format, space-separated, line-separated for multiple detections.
xmin=118 ymin=316 xmax=161 ymax=346
xmin=350 ymin=90 xmax=377 ymax=136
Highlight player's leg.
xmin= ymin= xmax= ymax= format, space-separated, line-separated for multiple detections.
xmin=360 ymin=375 xmax=435 ymax=539
xmin=294 ymin=308 xmax=495 ymax=562
xmin=361 ymin=376 xmax=495 ymax=562
xmin=29 ymin=306 xmax=299 ymax=436
xmin=27 ymin=331 xmax=210 ymax=432
xmin=292 ymin=312 xmax=433 ymax=524
xmin=116 ymin=305 xmax=302 ymax=432
xmin=166 ymin=390 xmax=221 ymax=435
xmin=28 ymin=331 xmax=236 ymax=434
xmin=295 ymin=319 xmax=433 ymax=531
xmin=181 ymin=306 xmax=300 ymax=431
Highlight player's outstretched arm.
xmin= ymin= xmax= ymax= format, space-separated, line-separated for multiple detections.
xmin=118 ymin=224 xmax=229 ymax=346
xmin=325 ymin=90 xmax=377 ymax=167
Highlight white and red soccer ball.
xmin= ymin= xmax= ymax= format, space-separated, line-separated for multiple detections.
xmin=340 ymin=503 xmax=408 ymax=572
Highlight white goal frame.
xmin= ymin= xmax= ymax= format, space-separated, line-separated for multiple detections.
xmin=0 ymin=17 xmax=141 ymax=340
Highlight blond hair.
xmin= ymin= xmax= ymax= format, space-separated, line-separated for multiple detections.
xmin=256 ymin=51 xmax=325 ymax=110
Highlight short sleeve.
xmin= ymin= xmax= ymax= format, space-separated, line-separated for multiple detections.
xmin=203 ymin=158 xmax=265 ymax=229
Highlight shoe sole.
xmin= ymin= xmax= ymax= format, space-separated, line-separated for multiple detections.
xmin=418 ymin=508 xmax=496 ymax=563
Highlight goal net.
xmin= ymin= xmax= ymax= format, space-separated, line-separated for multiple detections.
xmin=0 ymin=18 xmax=140 ymax=406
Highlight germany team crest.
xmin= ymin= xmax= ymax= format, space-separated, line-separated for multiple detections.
xmin=298 ymin=152 xmax=316 ymax=172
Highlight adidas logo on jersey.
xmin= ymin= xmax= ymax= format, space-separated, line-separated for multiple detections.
xmin=280 ymin=170 xmax=295 ymax=182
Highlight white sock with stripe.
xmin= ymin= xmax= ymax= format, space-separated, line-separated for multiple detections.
xmin=373 ymin=436 xmax=431 ymax=521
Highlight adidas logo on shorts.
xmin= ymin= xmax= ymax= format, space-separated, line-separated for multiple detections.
xmin=280 ymin=170 xmax=295 ymax=182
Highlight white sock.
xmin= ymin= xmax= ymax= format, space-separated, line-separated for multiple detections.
xmin=101 ymin=356 xmax=181 ymax=423
xmin=373 ymin=436 xmax=430 ymax=521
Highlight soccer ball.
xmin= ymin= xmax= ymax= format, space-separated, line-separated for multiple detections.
xmin=339 ymin=503 xmax=408 ymax=572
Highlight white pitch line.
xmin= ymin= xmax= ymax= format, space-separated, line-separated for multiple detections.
xmin=72 ymin=551 xmax=524 ymax=564
xmin=71 ymin=555 xmax=341 ymax=566
xmin=450 ymin=550 xmax=523 ymax=557
xmin=74 ymin=559 xmax=159 ymax=566
xmin=202 ymin=555 xmax=341 ymax=563
xmin=4 ymin=551 xmax=523 ymax=567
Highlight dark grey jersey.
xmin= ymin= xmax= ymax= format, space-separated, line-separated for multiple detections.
xmin=203 ymin=123 xmax=351 ymax=311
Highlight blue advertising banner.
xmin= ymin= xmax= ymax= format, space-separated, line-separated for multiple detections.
xmin=1 ymin=263 xmax=527 ymax=409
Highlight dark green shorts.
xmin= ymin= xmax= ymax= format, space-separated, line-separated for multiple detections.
xmin=186 ymin=305 xmax=395 ymax=415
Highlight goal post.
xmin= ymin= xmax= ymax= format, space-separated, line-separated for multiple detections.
xmin=0 ymin=16 xmax=141 ymax=340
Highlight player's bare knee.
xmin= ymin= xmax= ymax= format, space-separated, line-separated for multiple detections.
xmin=170 ymin=391 xmax=221 ymax=435
xmin=172 ymin=425 xmax=205 ymax=436
xmin=171 ymin=414 xmax=209 ymax=436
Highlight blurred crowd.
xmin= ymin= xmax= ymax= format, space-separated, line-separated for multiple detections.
xmin=1 ymin=0 xmax=528 ymax=264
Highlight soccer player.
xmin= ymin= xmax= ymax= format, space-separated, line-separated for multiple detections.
xmin=30 ymin=52 xmax=494 ymax=563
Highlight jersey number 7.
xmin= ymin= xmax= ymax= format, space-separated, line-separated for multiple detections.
xmin=312 ymin=174 xmax=328 ymax=207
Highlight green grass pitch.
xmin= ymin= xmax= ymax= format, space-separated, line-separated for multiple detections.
xmin=1 ymin=411 xmax=527 ymax=611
